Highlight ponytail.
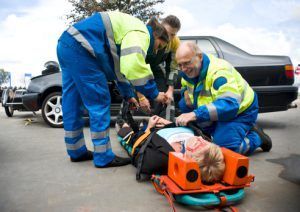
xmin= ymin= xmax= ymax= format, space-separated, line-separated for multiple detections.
xmin=147 ymin=17 xmax=169 ymax=43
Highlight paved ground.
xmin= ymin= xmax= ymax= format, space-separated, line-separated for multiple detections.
xmin=0 ymin=100 xmax=300 ymax=212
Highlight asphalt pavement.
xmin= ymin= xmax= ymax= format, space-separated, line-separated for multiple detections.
xmin=0 ymin=99 xmax=300 ymax=212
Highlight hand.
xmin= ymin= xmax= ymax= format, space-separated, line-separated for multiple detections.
xmin=127 ymin=97 xmax=139 ymax=111
xmin=147 ymin=115 xmax=161 ymax=130
xmin=165 ymin=88 xmax=174 ymax=105
xmin=184 ymin=90 xmax=193 ymax=108
xmin=155 ymin=92 xmax=168 ymax=104
xmin=138 ymin=96 xmax=151 ymax=114
xmin=176 ymin=112 xmax=197 ymax=126
xmin=155 ymin=117 xmax=172 ymax=128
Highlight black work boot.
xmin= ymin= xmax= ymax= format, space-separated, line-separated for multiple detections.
xmin=252 ymin=124 xmax=272 ymax=152
xmin=95 ymin=156 xmax=131 ymax=168
xmin=70 ymin=150 xmax=93 ymax=162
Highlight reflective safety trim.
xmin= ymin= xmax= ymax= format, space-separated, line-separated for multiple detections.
xmin=66 ymin=138 xmax=85 ymax=151
xmin=168 ymin=72 xmax=174 ymax=81
xmin=123 ymin=131 xmax=134 ymax=141
xmin=206 ymin=103 xmax=218 ymax=121
xmin=65 ymin=129 xmax=83 ymax=138
xmin=159 ymin=63 xmax=166 ymax=75
xmin=241 ymin=80 xmax=248 ymax=101
xmin=121 ymin=46 xmax=146 ymax=58
xmin=130 ymin=74 xmax=154 ymax=86
xmin=239 ymin=137 xmax=250 ymax=154
xmin=67 ymin=26 xmax=96 ymax=57
xmin=99 ymin=12 xmax=127 ymax=83
xmin=244 ymin=137 xmax=251 ymax=154
xmin=239 ymin=142 xmax=243 ymax=153
xmin=94 ymin=142 xmax=112 ymax=153
xmin=200 ymin=89 xmax=211 ymax=97
xmin=91 ymin=129 xmax=110 ymax=139
xmin=217 ymin=91 xmax=242 ymax=104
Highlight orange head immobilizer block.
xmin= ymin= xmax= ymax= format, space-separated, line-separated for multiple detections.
xmin=168 ymin=148 xmax=253 ymax=190
xmin=168 ymin=152 xmax=202 ymax=190
xmin=221 ymin=147 xmax=252 ymax=186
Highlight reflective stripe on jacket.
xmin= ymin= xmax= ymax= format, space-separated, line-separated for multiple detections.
xmin=181 ymin=54 xmax=255 ymax=122
xmin=66 ymin=11 xmax=158 ymax=99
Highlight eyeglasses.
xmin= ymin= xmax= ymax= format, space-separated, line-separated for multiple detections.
xmin=174 ymin=140 xmax=185 ymax=153
xmin=178 ymin=56 xmax=197 ymax=69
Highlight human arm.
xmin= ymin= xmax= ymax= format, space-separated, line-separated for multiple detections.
xmin=165 ymin=85 xmax=174 ymax=105
xmin=194 ymin=69 xmax=242 ymax=122
xmin=146 ymin=115 xmax=160 ymax=131
xmin=120 ymin=31 xmax=159 ymax=100
xmin=176 ymin=112 xmax=197 ymax=126
xmin=114 ymin=81 xmax=135 ymax=100
xmin=165 ymin=37 xmax=180 ymax=104
xmin=146 ymin=115 xmax=172 ymax=131
xmin=179 ymin=78 xmax=193 ymax=109
xmin=136 ymin=92 xmax=151 ymax=114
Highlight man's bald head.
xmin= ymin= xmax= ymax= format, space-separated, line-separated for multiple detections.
xmin=176 ymin=41 xmax=202 ymax=60
xmin=176 ymin=42 xmax=203 ymax=78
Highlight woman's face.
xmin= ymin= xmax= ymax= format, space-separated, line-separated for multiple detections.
xmin=153 ymin=38 xmax=167 ymax=53
xmin=185 ymin=136 xmax=211 ymax=159
xmin=170 ymin=141 xmax=183 ymax=153
xmin=162 ymin=24 xmax=179 ymax=40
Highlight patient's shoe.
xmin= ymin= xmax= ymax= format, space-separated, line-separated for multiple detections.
xmin=95 ymin=156 xmax=131 ymax=168
xmin=252 ymin=124 xmax=272 ymax=152
xmin=70 ymin=150 xmax=93 ymax=162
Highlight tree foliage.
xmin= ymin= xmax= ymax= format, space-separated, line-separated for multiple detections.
xmin=67 ymin=0 xmax=165 ymax=24
xmin=0 ymin=69 xmax=10 ymax=86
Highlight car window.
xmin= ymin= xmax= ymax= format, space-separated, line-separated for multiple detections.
xmin=181 ymin=39 xmax=197 ymax=43
xmin=196 ymin=39 xmax=218 ymax=58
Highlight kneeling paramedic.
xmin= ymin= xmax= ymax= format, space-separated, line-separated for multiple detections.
xmin=57 ymin=11 xmax=169 ymax=168
xmin=175 ymin=42 xmax=272 ymax=155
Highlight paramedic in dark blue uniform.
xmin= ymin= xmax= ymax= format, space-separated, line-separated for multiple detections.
xmin=175 ymin=42 xmax=272 ymax=155
xmin=57 ymin=11 xmax=169 ymax=168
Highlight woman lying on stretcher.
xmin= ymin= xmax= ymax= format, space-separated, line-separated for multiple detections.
xmin=116 ymin=115 xmax=225 ymax=183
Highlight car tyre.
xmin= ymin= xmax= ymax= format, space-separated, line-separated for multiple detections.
xmin=4 ymin=106 xmax=14 ymax=117
xmin=42 ymin=92 xmax=63 ymax=128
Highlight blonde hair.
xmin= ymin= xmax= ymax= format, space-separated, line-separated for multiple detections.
xmin=190 ymin=143 xmax=225 ymax=183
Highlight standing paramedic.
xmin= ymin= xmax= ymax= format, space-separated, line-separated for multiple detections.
xmin=175 ymin=42 xmax=272 ymax=155
xmin=56 ymin=11 xmax=169 ymax=168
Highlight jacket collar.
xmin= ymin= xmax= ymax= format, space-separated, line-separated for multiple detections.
xmin=147 ymin=26 xmax=154 ymax=55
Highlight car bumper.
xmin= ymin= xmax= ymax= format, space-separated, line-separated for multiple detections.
xmin=22 ymin=92 xmax=40 ymax=111
xmin=254 ymin=85 xmax=298 ymax=113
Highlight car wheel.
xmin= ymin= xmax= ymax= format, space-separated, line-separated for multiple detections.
xmin=4 ymin=106 xmax=14 ymax=117
xmin=42 ymin=92 xmax=63 ymax=128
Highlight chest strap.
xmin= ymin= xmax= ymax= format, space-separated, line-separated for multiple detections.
xmin=131 ymin=130 xmax=151 ymax=155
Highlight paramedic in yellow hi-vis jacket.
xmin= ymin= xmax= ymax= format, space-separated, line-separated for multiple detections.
xmin=56 ymin=11 xmax=169 ymax=168
xmin=175 ymin=42 xmax=272 ymax=155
